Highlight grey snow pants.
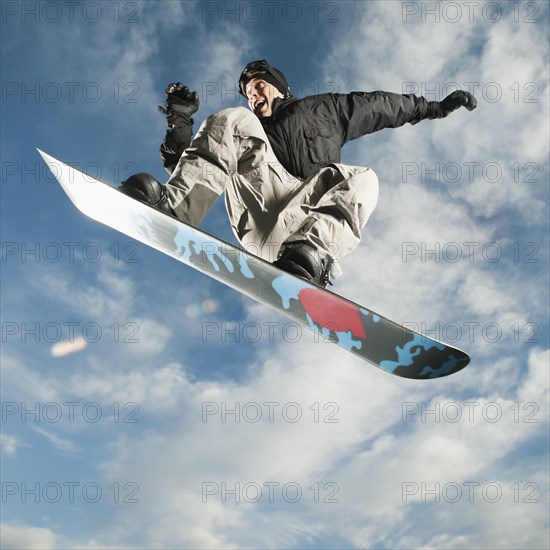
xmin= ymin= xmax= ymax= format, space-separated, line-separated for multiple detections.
xmin=164 ymin=107 xmax=379 ymax=278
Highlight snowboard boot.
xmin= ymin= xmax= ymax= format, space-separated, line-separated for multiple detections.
xmin=274 ymin=242 xmax=332 ymax=288
xmin=118 ymin=173 xmax=175 ymax=216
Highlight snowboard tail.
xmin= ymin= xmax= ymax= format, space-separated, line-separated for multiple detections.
xmin=38 ymin=149 xmax=470 ymax=379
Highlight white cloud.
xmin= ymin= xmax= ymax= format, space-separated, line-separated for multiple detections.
xmin=1 ymin=353 xmax=61 ymax=404
xmin=31 ymin=426 xmax=79 ymax=455
xmin=518 ymin=347 xmax=550 ymax=408
xmin=325 ymin=2 xmax=549 ymax=229
xmin=31 ymin=261 xmax=136 ymax=320
xmin=77 ymin=331 xmax=548 ymax=548
xmin=51 ymin=336 xmax=87 ymax=357
xmin=0 ymin=523 xmax=57 ymax=550
xmin=0 ymin=434 xmax=27 ymax=457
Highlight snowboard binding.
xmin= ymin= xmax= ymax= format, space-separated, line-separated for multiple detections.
xmin=274 ymin=242 xmax=333 ymax=288
xmin=118 ymin=173 xmax=175 ymax=217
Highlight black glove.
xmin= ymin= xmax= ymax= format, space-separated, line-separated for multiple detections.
xmin=432 ymin=90 xmax=477 ymax=118
xmin=158 ymin=82 xmax=199 ymax=128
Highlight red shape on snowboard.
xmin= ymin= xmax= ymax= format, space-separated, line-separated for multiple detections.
xmin=298 ymin=288 xmax=366 ymax=339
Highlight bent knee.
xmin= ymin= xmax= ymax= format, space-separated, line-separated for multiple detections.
xmin=207 ymin=106 xmax=258 ymax=125
xmin=206 ymin=106 xmax=264 ymax=138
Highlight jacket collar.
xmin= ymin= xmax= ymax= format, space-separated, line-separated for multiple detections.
xmin=264 ymin=95 xmax=296 ymax=119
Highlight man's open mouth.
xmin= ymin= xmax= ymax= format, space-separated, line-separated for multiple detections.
xmin=254 ymin=99 xmax=267 ymax=112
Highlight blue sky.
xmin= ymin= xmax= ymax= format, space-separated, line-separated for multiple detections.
xmin=1 ymin=1 xmax=549 ymax=548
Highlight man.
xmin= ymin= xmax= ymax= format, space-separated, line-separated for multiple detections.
xmin=120 ymin=60 xmax=476 ymax=286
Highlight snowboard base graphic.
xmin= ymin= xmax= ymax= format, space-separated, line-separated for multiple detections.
xmin=38 ymin=149 xmax=470 ymax=379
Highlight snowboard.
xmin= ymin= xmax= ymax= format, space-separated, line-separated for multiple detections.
xmin=38 ymin=149 xmax=470 ymax=379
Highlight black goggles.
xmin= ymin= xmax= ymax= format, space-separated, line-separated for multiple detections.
xmin=239 ymin=60 xmax=268 ymax=95
xmin=242 ymin=59 xmax=267 ymax=78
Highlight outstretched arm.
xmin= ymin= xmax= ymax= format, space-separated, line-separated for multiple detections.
xmin=338 ymin=89 xmax=477 ymax=142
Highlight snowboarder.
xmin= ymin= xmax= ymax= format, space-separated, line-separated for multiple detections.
xmin=119 ymin=59 xmax=477 ymax=287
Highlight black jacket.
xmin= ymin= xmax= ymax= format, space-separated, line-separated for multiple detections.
xmin=161 ymin=91 xmax=441 ymax=179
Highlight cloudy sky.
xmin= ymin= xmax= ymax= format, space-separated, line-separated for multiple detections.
xmin=1 ymin=1 xmax=549 ymax=548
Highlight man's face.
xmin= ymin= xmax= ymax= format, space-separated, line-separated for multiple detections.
xmin=245 ymin=78 xmax=284 ymax=117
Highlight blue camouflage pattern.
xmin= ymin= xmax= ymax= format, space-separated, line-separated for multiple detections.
xmin=39 ymin=149 xmax=470 ymax=379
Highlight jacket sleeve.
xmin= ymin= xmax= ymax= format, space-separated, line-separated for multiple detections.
xmin=159 ymin=124 xmax=193 ymax=174
xmin=336 ymin=91 xmax=440 ymax=143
